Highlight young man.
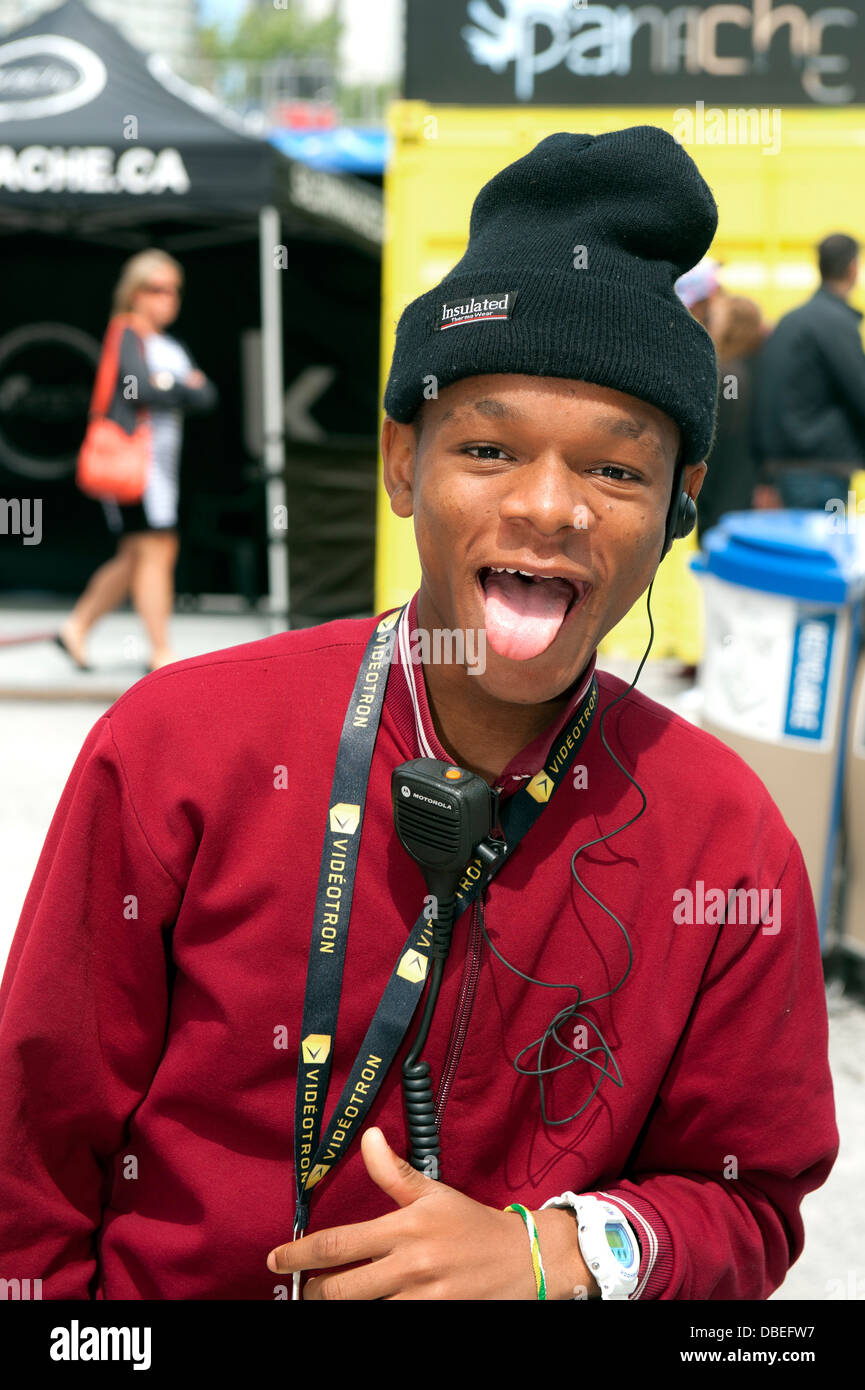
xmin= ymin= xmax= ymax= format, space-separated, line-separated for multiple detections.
xmin=0 ymin=127 xmax=837 ymax=1301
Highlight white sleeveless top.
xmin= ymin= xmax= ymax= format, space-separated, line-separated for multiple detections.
xmin=140 ymin=333 xmax=193 ymax=528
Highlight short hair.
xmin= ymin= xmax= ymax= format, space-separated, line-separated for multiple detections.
xmin=818 ymin=234 xmax=859 ymax=282
xmin=112 ymin=248 xmax=184 ymax=315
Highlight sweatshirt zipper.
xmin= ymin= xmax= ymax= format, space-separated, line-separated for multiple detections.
xmin=435 ymin=898 xmax=483 ymax=1130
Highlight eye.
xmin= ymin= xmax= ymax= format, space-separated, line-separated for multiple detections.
xmin=462 ymin=444 xmax=512 ymax=461
xmin=590 ymin=464 xmax=640 ymax=482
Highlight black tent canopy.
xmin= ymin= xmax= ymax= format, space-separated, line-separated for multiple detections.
xmin=0 ymin=0 xmax=383 ymax=621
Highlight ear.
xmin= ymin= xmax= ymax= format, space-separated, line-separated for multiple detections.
xmin=683 ymin=459 xmax=708 ymax=504
xmin=381 ymin=415 xmax=416 ymax=519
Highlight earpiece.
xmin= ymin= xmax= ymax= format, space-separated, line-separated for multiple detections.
xmin=662 ymin=487 xmax=697 ymax=558
xmin=673 ymin=491 xmax=698 ymax=541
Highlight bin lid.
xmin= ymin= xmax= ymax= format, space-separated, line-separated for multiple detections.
xmin=691 ymin=509 xmax=865 ymax=603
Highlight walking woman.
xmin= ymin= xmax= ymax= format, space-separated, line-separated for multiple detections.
xmin=57 ymin=249 xmax=216 ymax=672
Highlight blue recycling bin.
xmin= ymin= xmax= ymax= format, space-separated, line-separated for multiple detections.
xmin=692 ymin=510 xmax=865 ymax=946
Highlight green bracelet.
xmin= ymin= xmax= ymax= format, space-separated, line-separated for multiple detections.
xmin=504 ymin=1202 xmax=547 ymax=1300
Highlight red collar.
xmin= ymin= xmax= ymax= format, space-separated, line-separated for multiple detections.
xmin=385 ymin=591 xmax=597 ymax=796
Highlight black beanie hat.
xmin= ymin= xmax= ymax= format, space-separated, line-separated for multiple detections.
xmin=383 ymin=125 xmax=719 ymax=469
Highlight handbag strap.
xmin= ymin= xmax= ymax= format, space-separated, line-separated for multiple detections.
xmin=89 ymin=313 xmax=139 ymax=420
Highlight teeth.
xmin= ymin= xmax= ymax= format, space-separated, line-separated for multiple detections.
xmin=486 ymin=565 xmax=565 ymax=582
xmin=483 ymin=565 xmax=583 ymax=592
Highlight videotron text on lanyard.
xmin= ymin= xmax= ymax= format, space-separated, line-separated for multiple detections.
xmin=292 ymin=605 xmax=599 ymax=1247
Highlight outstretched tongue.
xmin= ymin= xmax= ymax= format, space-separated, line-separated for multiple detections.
xmin=481 ymin=571 xmax=573 ymax=661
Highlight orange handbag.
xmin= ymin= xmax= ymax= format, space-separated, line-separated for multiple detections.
xmin=76 ymin=314 xmax=151 ymax=503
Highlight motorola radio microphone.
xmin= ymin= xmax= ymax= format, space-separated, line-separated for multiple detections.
xmin=393 ymin=759 xmax=501 ymax=951
xmin=391 ymin=758 xmax=502 ymax=1174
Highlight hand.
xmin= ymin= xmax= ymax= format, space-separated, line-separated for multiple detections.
xmin=267 ymin=1127 xmax=599 ymax=1300
xmin=184 ymin=369 xmax=206 ymax=388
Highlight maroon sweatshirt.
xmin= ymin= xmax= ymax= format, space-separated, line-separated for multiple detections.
xmin=0 ymin=594 xmax=838 ymax=1299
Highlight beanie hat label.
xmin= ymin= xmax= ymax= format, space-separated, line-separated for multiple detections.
xmin=386 ymin=127 xmax=720 ymax=464
xmin=435 ymin=289 xmax=519 ymax=331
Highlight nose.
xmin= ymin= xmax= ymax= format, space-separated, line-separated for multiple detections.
xmin=498 ymin=451 xmax=595 ymax=538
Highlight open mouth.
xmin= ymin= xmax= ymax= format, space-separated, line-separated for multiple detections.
xmin=476 ymin=564 xmax=591 ymax=662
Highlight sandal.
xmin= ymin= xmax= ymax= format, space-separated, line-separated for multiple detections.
xmin=53 ymin=632 xmax=92 ymax=673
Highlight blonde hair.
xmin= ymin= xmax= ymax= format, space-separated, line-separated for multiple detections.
xmin=112 ymin=249 xmax=184 ymax=315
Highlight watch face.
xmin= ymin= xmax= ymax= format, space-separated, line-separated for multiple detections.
xmin=605 ymin=1222 xmax=634 ymax=1266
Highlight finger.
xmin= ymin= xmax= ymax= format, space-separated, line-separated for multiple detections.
xmin=304 ymin=1257 xmax=402 ymax=1301
xmin=361 ymin=1126 xmax=435 ymax=1209
xmin=267 ymin=1212 xmax=399 ymax=1274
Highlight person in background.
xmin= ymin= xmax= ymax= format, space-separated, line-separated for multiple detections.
xmin=56 ymin=250 xmax=217 ymax=673
xmin=753 ymin=233 xmax=865 ymax=511
xmin=696 ymin=294 xmax=768 ymax=542
xmin=671 ymin=256 xmax=728 ymax=678
xmin=674 ymin=256 xmax=723 ymax=330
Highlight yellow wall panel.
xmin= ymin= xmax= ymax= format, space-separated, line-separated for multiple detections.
xmin=376 ymin=102 xmax=865 ymax=658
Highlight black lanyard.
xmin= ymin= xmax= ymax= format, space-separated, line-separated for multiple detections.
xmin=293 ymin=607 xmax=599 ymax=1238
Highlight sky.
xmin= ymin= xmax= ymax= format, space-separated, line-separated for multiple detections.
xmin=195 ymin=0 xmax=402 ymax=84
xmin=197 ymin=0 xmax=246 ymax=31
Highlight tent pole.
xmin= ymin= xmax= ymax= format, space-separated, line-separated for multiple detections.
xmin=259 ymin=204 xmax=289 ymax=631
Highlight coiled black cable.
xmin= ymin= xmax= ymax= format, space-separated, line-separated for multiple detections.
xmin=402 ymin=894 xmax=456 ymax=1173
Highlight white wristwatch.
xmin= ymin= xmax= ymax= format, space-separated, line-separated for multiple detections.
xmin=541 ymin=1191 xmax=640 ymax=1300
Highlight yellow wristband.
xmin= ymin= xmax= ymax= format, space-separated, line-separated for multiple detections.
xmin=504 ymin=1202 xmax=547 ymax=1300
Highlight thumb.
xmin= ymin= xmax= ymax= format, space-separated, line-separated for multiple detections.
xmin=361 ymin=1127 xmax=434 ymax=1208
